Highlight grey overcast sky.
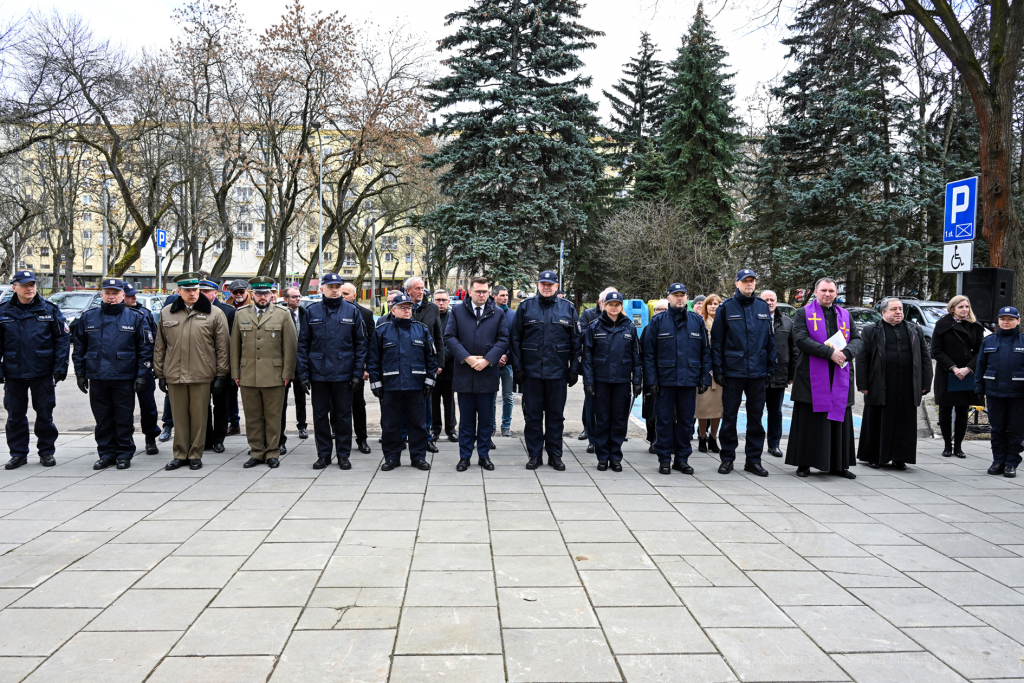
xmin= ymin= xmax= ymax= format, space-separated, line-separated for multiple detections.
xmin=22 ymin=0 xmax=791 ymax=126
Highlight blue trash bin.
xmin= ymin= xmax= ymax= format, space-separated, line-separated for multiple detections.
xmin=624 ymin=299 xmax=650 ymax=335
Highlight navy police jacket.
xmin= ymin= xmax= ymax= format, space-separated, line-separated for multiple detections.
xmin=445 ymin=297 xmax=510 ymax=394
xmin=368 ymin=317 xmax=438 ymax=392
xmin=0 ymin=295 xmax=70 ymax=380
xmin=975 ymin=328 xmax=1024 ymax=398
xmin=710 ymin=290 xmax=776 ymax=378
xmin=72 ymin=303 xmax=153 ymax=380
xmin=581 ymin=312 xmax=642 ymax=386
xmin=510 ymin=295 xmax=580 ymax=380
xmin=298 ymin=298 xmax=368 ymax=383
xmin=643 ymin=306 xmax=711 ymax=387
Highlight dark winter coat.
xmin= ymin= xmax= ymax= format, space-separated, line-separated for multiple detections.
xmin=212 ymin=299 xmax=236 ymax=334
xmin=581 ymin=311 xmax=642 ymax=387
xmin=0 ymin=295 xmax=70 ymax=380
xmin=710 ymin=289 xmax=776 ymax=378
xmin=769 ymin=310 xmax=796 ymax=388
xmin=437 ymin=308 xmax=454 ymax=378
xmin=72 ymin=303 xmax=153 ymax=381
xmin=412 ymin=298 xmax=444 ymax=371
xmin=930 ymin=314 xmax=985 ymax=406
xmin=297 ymin=298 xmax=368 ymax=383
xmin=791 ymin=304 xmax=864 ymax=407
xmin=975 ymin=328 xmax=1024 ymax=398
xmin=643 ymin=306 xmax=711 ymax=388
xmin=445 ymin=297 xmax=510 ymax=393
xmin=368 ymin=318 xmax=437 ymax=393
xmin=855 ymin=321 xmax=932 ymax=407
xmin=510 ymin=295 xmax=580 ymax=381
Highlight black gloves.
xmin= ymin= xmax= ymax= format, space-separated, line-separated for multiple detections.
xmin=53 ymin=371 xmax=67 ymax=384
xmin=371 ymin=386 xmax=382 ymax=399
xmin=765 ymin=375 xmax=772 ymax=388
xmin=211 ymin=376 xmax=228 ymax=396
xmin=698 ymin=384 xmax=710 ymax=394
xmin=77 ymin=377 xmax=89 ymax=394
xmin=350 ymin=378 xmax=362 ymax=392
xmin=512 ymin=370 xmax=523 ymax=392
xmin=159 ymin=378 xmax=168 ymax=393
xmin=567 ymin=373 xmax=578 ymax=388
xmin=713 ymin=371 xmax=726 ymax=387
xmin=423 ymin=384 xmax=433 ymax=397
xmin=584 ymin=385 xmax=595 ymax=397
xmin=134 ymin=376 xmax=146 ymax=392
xmin=649 ymin=384 xmax=660 ymax=398
xmin=632 ymin=384 xmax=642 ymax=400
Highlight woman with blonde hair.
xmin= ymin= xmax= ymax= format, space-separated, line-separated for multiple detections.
xmin=696 ymin=294 xmax=723 ymax=453
xmin=931 ymin=295 xmax=985 ymax=458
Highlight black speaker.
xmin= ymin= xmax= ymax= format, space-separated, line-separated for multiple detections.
xmin=962 ymin=268 xmax=1014 ymax=323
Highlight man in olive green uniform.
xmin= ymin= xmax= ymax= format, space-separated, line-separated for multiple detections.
xmin=232 ymin=276 xmax=297 ymax=468
xmin=154 ymin=272 xmax=231 ymax=471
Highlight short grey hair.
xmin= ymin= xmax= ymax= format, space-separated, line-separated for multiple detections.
xmin=881 ymin=297 xmax=903 ymax=310
xmin=340 ymin=282 xmax=357 ymax=294
xmin=404 ymin=276 xmax=425 ymax=290
xmin=654 ymin=299 xmax=669 ymax=311
xmin=598 ymin=286 xmax=618 ymax=303
xmin=760 ymin=289 xmax=777 ymax=299
xmin=283 ymin=286 xmax=300 ymax=298
xmin=433 ymin=289 xmax=449 ymax=298
xmin=813 ymin=277 xmax=837 ymax=291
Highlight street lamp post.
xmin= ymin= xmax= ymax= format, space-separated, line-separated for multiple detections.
xmin=101 ymin=180 xmax=108 ymax=280
xmin=311 ymin=122 xmax=324 ymax=290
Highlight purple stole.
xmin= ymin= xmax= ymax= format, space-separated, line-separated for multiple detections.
xmin=805 ymin=299 xmax=851 ymax=422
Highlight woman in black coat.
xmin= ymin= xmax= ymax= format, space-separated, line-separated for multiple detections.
xmin=931 ymin=295 xmax=986 ymax=458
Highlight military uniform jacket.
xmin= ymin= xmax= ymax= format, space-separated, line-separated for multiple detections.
xmin=72 ymin=304 xmax=153 ymax=381
xmin=0 ymin=295 xmax=70 ymax=380
xmin=711 ymin=290 xmax=776 ymax=378
xmin=154 ymin=295 xmax=230 ymax=384
xmin=510 ymin=295 xmax=580 ymax=380
xmin=643 ymin=307 xmax=711 ymax=388
xmin=297 ymin=299 xmax=367 ymax=383
xmin=368 ymin=318 xmax=438 ymax=393
xmin=231 ymin=304 xmax=298 ymax=387
xmin=975 ymin=329 xmax=1024 ymax=398
xmin=581 ymin=312 xmax=642 ymax=387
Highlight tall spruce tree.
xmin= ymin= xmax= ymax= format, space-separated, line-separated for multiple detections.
xmin=660 ymin=4 xmax=742 ymax=233
xmin=757 ymin=0 xmax=907 ymax=300
xmin=420 ymin=0 xmax=604 ymax=288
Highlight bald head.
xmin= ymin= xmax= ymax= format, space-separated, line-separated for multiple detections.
xmin=340 ymin=283 xmax=357 ymax=302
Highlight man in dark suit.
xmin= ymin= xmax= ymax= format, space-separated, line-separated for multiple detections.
xmin=201 ymin=279 xmax=236 ymax=453
xmin=342 ymin=282 xmax=375 ymax=454
xmin=278 ymin=286 xmax=309 ymax=453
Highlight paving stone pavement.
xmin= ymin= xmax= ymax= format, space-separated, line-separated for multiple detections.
xmin=0 ymin=431 xmax=1022 ymax=682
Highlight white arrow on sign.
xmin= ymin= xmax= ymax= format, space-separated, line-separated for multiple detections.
xmin=942 ymin=242 xmax=973 ymax=273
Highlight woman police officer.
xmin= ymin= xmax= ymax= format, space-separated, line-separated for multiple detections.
xmin=974 ymin=306 xmax=1024 ymax=478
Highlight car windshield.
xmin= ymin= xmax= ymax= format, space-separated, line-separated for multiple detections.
xmin=921 ymin=306 xmax=947 ymax=324
xmin=850 ymin=309 xmax=882 ymax=325
xmin=49 ymin=292 xmax=95 ymax=310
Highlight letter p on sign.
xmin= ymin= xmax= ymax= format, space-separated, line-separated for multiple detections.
xmin=944 ymin=176 xmax=977 ymax=243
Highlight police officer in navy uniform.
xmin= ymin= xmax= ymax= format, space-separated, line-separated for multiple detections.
xmin=368 ymin=293 xmax=437 ymax=471
xmin=0 ymin=271 xmax=70 ymax=470
xmin=710 ymin=269 xmax=776 ymax=477
xmin=581 ymin=291 xmax=642 ymax=471
xmin=72 ymin=278 xmax=153 ymax=469
xmin=124 ymin=283 xmax=161 ymax=455
xmin=510 ymin=270 xmax=580 ymax=471
xmin=643 ymin=284 xmax=711 ymax=475
xmin=975 ymin=306 xmax=1024 ymax=478
xmin=298 ymin=273 xmax=368 ymax=470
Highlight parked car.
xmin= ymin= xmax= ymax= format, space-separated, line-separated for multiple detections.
xmin=46 ymin=290 xmax=98 ymax=329
xmin=873 ymin=298 xmax=949 ymax=342
xmin=83 ymin=291 xmax=167 ymax=323
xmin=846 ymin=306 xmax=883 ymax=333
xmin=776 ymin=303 xmax=797 ymax=319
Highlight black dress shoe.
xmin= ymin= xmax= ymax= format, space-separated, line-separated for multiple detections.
xmin=413 ymin=460 xmax=431 ymax=471
xmin=158 ymin=425 xmax=173 ymax=442
xmin=426 ymin=441 xmax=439 ymax=454
xmin=145 ymin=438 xmax=159 ymax=455
xmin=892 ymin=462 xmax=907 ymax=471
xmin=478 ymin=458 xmax=494 ymax=471
xmin=165 ymin=459 xmax=186 ymax=470
xmin=4 ymin=456 xmax=27 ymax=470
xmin=796 ymin=467 xmax=810 ymax=477
xmin=357 ymin=440 xmax=371 ymax=454
xmin=597 ymin=461 xmax=608 ymax=471
xmin=672 ymin=461 xmax=694 ymax=475
xmin=1004 ymin=465 xmax=1017 ymax=478
xmin=243 ymin=458 xmax=262 ymax=468
xmin=610 ymin=461 xmax=623 ymax=472
xmin=298 ymin=428 xmax=308 ymax=439
xmin=212 ymin=443 xmax=225 ymax=454
xmin=586 ymin=443 xmax=596 ymax=454
xmin=381 ymin=461 xmax=398 ymax=471
xmin=39 ymin=454 xmax=56 ymax=467
xmin=225 ymin=423 xmax=241 ymax=436
xmin=448 ymin=433 xmax=459 ymax=442
xmin=548 ymin=456 xmax=565 ymax=471
xmin=93 ymin=458 xmax=115 ymax=470
xmin=837 ymin=469 xmax=856 ymax=479
xmin=578 ymin=430 xmax=588 ymax=441
xmin=942 ymin=446 xmax=953 ymax=457
xmin=698 ymin=438 xmax=707 ymax=453
xmin=718 ymin=461 xmax=733 ymax=474
xmin=526 ymin=457 xmax=541 ymax=470
xmin=744 ymin=462 xmax=769 ymax=477
xmin=456 ymin=459 xmax=470 ymax=472
xmin=988 ymin=463 xmax=1006 ymax=475
xmin=648 ymin=444 xmax=655 ymax=454
xmin=279 ymin=446 xmax=287 ymax=455
xmin=189 ymin=459 xmax=203 ymax=470
xmin=768 ymin=447 xmax=784 ymax=457
xmin=659 ymin=464 xmax=671 ymax=474
xmin=116 ymin=460 xmax=131 ymax=469
xmin=707 ymin=437 xmax=720 ymax=453
xmin=338 ymin=458 xmax=351 ymax=470
xmin=489 ymin=441 xmax=496 ymax=450
xmin=868 ymin=463 xmax=881 ymax=469
xmin=313 ymin=458 xmax=330 ymax=469
xmin=954 ymin=449 xmax=967 ymax=459
xmin=266 ymin=458 xmax=280 ymax=468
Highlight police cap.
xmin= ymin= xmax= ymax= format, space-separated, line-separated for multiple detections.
xmin=538 ymin=270 xmax=559 ymax=284
xmin=101 ymin=278 xmax=125 ymax=291
xmin=736 ymin=268 xmax=757 ymax=281
xmin=998 ymin=306 xmax=1020 ymax=319
xmin=11 ymin=270 xmax=36 ymax=284
xmin=604 ymin=292 xmax=624 ymax=303
xmin=391 ymin=293 xmax=413 ymax=308
xmin=667 ymin=283 xmax=687 ymax=295
xmin=199 ymin=279 xmax=219 ymax=291
xmin=322 ymin=273 xmax=343 ymax=285
xmin=123 ymin=283 xmax=138 ymax=297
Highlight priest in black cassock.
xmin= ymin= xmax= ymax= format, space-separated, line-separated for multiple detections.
xmin=785 ymin=278 xmax=863 ymax=478
xmin=855 ymin=299 xmax=932 ymax=470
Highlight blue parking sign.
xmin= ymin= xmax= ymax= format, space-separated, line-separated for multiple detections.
xmin=944 ymin=177 xmax=977 ymax=242
xmin=157 ymin=229 xmax=167 ymax=249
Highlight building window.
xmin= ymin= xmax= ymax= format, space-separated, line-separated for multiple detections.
xmin=82 ymin=195 xmax=92 ymax=204
xmin=256 ymin=240 xmax=265 ymax=251
xmin=384 ymin=253 xmax=393 ymax=262
xmin=405 ymin=236 xmax=414 ymax=246
xmin=41 ymin=263 xmax=49 ymax=270
xmin=83 ymin=213 xmax=92 ymax=222
xmin=405 ymin=253 xmax=412 ymax=263
xmin=83 ymin=264 xmax=92 ymax=270
xmin=405 ymin=270 xmax=412 ymax=276
xmin=82 ymin=231 xmax=91 ymax=240
xmin=239 ymin=241 xmax=249 ymax=251
xmin=40 ymin=247 xmax=49 ymax=257
xmin=324 ymin=252 xmax=331 ymax=261
xmin=24 ymin=247 xmax=32 ymax=256
xmin=309 ymin=234 xmax=316 ymax=244
xmin=343 ymin=269 xmax=352 ymax=275
xmin=173 ymin=239 xmax=183 ymax=250
xmin=84 ymin=248 xmax=93 ymax=259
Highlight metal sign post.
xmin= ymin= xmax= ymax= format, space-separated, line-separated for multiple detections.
xmin=558 ymin=240 xmax=564 ymax=291
xmin=943 ymin=177 xmax=978 ymax=296
xmin=156 ymin=229 xmax=166 ymax=293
